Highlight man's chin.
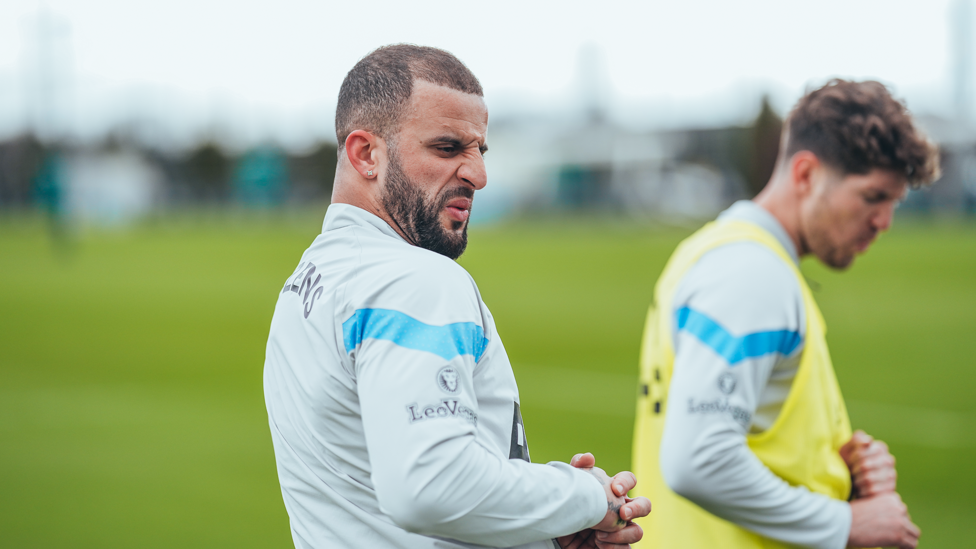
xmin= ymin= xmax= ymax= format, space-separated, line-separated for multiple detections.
xmin=420 ymin=222 xmax=469 ymax=260
xmin=441 ymin=215 xmax=466 ymax=233
xmin=822 ymin=251 xmax=856 ymax=271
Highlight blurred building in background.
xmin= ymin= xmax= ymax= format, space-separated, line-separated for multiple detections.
xmin=63 ymin=143 xmax=161 ymax=225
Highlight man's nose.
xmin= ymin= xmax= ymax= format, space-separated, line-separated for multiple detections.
xmin=874 ymin=202 xmax=896 ymax=232
xmin=457 ymin=154 xmax=488 ymax=190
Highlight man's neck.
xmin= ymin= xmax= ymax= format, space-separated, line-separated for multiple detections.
xmin=331 ymin=175 xmax=416 ymax=246
xmin=753 ymin=183 xmax=806 ymax=258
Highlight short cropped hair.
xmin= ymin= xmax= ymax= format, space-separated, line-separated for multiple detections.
xmin=784 ymin=79 xmax=940 ymax=188
xmin=335 ymin=44 xmax=483 ymax=149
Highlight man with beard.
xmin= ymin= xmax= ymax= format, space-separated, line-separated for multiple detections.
xmin=263 ymin=45 xmax=650 ymax=549
xmin=631 ymin=80 xmax=940 ymax=549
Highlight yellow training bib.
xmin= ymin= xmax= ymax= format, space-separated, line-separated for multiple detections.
xmin=632 ymin=220 xmax=852 ymax=549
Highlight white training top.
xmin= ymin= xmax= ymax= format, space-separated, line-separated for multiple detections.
xmin=658 ymin=201 xmax=852 ymax=549
xmin=263 ymin=204 xmax=607 ymax=549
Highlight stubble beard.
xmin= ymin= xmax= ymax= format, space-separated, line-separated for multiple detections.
xmin=819 ymin=242 xmax=854 ymax=270
xmin=381 ymin=146 xmax=472 ymax=260
xmin=805 ymin=198 xmax=855 ymax=270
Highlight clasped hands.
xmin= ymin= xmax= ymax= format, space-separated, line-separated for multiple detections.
xmin=841 ymin=430 xmax=919 ymax=549
xmin=556 ymin=453 xmax=651 ymax=549
xmin=841 ymin=429 xmax=897 ymax=498
xmin=557 ymin=431 xmax=910 ymax=548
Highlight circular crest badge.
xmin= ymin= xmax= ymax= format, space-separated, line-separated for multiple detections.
xmin=717 ymin=372 xmax=737 ymax=395
xmin=436 ymin=366 xmax=461 ymax=394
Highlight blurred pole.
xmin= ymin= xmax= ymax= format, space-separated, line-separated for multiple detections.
xmin=577 ymin=44 xmax=609 ymax=126
xmin=23 ymin=8 xmax=74 ymax=251
xmin=952 ymin=0 xmax=974 ymax=126
xmin=25 ymin=7 xmax=72 ymax=143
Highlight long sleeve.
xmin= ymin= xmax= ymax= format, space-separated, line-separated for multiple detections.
xmin=659 ymin=242 xmax=851 ymax=549
xmin=347 ymin=265 xmax=607 ymax=547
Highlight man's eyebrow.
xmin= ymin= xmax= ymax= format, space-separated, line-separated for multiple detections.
xmin=430 ymin=136 xmax=463 ymax=146
xmin=429 ymin=135 xmax=488 ymax=154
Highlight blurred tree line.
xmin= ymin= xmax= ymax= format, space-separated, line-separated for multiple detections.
xmin=679 ymin=95 xmax=783 ymax=198
xmin=0 ymin=135 xmax=338 ymax=210
xmin=0 ymin=135 xmax=46 ymax=207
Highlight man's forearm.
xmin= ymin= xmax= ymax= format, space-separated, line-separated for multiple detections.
xmin=370 ymin=437 xmax=607 ymax=546
xmin=661 ymin=420 xmax=851 ymax=549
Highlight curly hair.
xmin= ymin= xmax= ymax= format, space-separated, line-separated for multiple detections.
xmin=784 ymin=79 xmax=941 ymax=188
xmin=335 ymin=44 xmax=483 ymax=150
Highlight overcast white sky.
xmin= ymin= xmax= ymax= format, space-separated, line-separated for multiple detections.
xmin=0 ymin=0 xmax=968 ymax=148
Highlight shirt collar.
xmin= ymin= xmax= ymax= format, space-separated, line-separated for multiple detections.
xmin=717 ymin=200 xmax=800 ymax=264
xmin=322 ymin=203 xmax=409 ymax=244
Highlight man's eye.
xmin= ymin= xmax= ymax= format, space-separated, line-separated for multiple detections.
xmin=437 ymin=146 xmax=456 ymax=153
xmin=864 ymin=193 xmax=886 ymax=204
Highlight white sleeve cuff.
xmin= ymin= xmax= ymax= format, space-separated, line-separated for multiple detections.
xmin=546 ymin=461 xmax=609 ymax=530
xmin=826 ymin=500 xmax=852 ymax=549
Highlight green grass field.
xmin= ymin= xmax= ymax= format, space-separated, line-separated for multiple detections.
xmin=1 ymin=209 xmax=974 ymax=547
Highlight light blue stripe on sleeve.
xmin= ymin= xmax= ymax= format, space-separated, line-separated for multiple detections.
xmin=342 ymin=308 xmax=488 ymax=362
xmin=675 ymin=306 xmax=802 ymax=366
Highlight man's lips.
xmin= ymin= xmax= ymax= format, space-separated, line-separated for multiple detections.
xmin=855 ymin=234 xmax=877 ymax=253
xmin=444 ymin=198 xmax=472 ymax=223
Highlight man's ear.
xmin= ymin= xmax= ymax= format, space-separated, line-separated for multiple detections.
xmin=345 ymin=130 xmax=381 ymax=180
xmin=789 ymin=151 xmax=820 ymax=197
